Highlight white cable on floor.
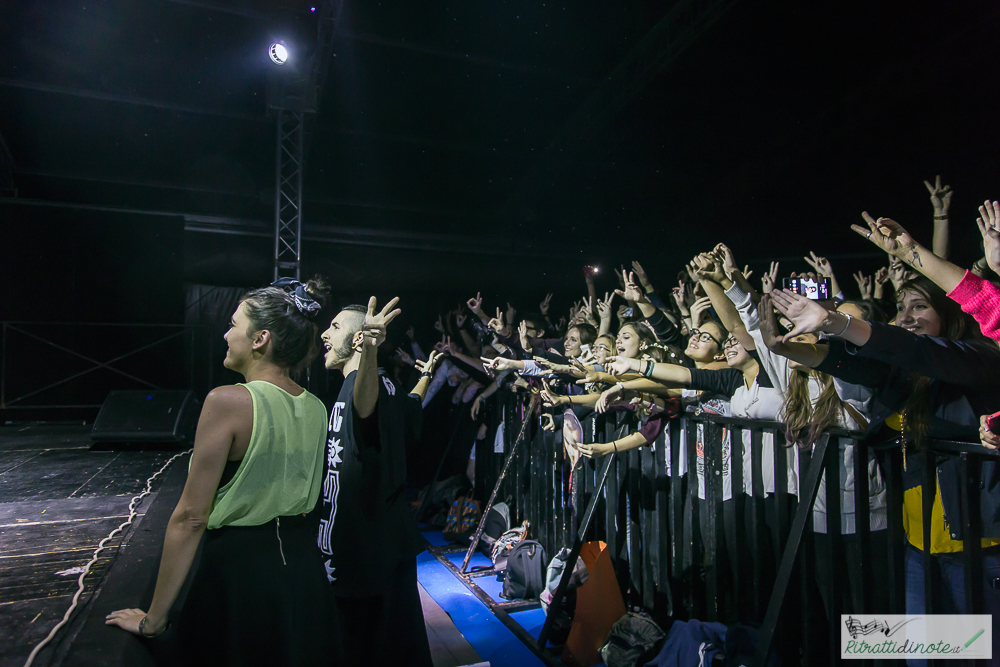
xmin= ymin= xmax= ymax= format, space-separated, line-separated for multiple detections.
xmin=23 ymin=448 xmax=193 ymax=667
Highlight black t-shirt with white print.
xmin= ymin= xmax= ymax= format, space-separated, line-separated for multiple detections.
xmin=315 ymin=370 xmax=423 ymax=597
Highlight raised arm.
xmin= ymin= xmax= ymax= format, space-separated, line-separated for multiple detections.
xmin=853 ymin=212 xmax=965 ymax=294
xmin=409 ymin=350 xmax=444 ymax=403
xmin=355 ymin=296 xmax=401 ymax=418
xmin=606 ymin=355 xmax=693 ymax=386
xmin=771 ymin=288 xmax=1000 ymax=389
xmin=925 ymin=175 xmax=952 ymax=260
xmin=692 ymin=252 xmax=754 ymax=350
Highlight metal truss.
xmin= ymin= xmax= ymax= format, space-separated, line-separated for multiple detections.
xmin=274 ymin=109 xmax=304 ymax=280
xmin=271 ymin=0 xmax=344 ymax=280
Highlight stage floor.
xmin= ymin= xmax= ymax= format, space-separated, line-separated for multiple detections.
xmin=0 ymin=425 xmax=557 ymax=667
xmin=0 ymin=424 xmax=179 ymax=667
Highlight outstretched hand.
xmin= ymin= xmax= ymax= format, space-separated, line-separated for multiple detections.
xmin=975 ymin=200 xmax=1000 ymax=276
xmin=605 ymin=355 xmax=638 ymax=376
xmin=631 ymin=260 xmax=652 ymax=290
xmin=595 ymin=384 xmax=624 ymax=414
xmin=804 ymin=251 xmax=835 ymax=279
xmin=853 ymin=271 xmax=872 ymax=300
xmin=596 ymin=292 xmax=614 ymax=320
xmin=692 ymin=252 xmax=726 ymax=284
xmin=360 ymin=296 xmax=400 ymax=348
xmin=539 ymin=293 xmax=553 ymax=316
xmin=715 ymin=243 xmax=739 ymax=279
xmin=769 ymin=290 xmax=831 ymax=342
xmin=924 ymin=175 xmax=953 ymax=216
xmin=539 ymin=379 xmax=565 ymax=407
xmin=689 ymin=296 xmax=712 ymax=327
xmin=488 ymin=307 xmax=508 ymax=334
xmin=761 ymin=261 xmax=779 ymax=294
xmin=614 ymin=271 xmax=644 ymax=303
xmin=467 ymin=292 xmax=483 ymax=314
xmin=757 ymin=294 xmax=783 ymax=352
xmin=851 ymin=212 xmax=918 ymax=260
xmin=415 ymin=350 xmax=442 ymax=376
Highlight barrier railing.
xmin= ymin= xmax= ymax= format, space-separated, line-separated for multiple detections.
xmin=0 ymin=322 xmax=209 ymax=413
xmin=464 ymin=393 xmax=1000 ymax=666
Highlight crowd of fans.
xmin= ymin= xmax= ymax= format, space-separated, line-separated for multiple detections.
xmin=394 ymin=179 xmax=1000 ymax=635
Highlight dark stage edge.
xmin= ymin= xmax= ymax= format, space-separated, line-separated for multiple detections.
xmin=0 ymin=424 xmax=188 ymax=667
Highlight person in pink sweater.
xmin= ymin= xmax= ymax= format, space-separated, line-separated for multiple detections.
xmin=852 ymin=200 xmax=1000 ymax=341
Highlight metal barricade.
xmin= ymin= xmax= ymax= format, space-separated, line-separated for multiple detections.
xmin=469 ymin=394 xmax=1000 ymax=666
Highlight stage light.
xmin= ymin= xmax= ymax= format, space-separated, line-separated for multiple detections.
xmin=310 ymin=6 xmax=316 ymax=11
xmin=269 ymin=42 xmax=289 ymax=65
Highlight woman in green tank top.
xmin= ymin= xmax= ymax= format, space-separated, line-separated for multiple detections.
xmin=106 ymin=278 xmax=343 ymax=666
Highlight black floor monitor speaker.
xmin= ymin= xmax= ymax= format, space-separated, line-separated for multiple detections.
xmin=91 ymin=390 xmax=200 ymax=445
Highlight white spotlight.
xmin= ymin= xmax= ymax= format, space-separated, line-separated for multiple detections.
xmin=269 ymin=43 xmax=289 ymax=65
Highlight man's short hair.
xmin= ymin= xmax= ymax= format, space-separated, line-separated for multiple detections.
xmin=339 ymin=304 xmax=367 ymax=335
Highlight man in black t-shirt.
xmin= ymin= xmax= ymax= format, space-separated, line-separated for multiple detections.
xmin=316 ymin=297 xmax=433 ymax=667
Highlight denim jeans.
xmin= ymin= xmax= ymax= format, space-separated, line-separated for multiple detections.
xmin=904 ymin=544 xmax=1000 ymax=666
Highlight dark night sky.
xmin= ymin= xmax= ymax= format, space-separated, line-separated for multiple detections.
xmin=0 ymin=0 xmax=998 ymax=318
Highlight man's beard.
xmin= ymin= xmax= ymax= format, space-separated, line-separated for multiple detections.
xmin=325 ymin=337 xmax=355 ymax=368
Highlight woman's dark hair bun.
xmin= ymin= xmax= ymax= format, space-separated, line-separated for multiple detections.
xmin=303 ymin=276 xmax=331 ymax=312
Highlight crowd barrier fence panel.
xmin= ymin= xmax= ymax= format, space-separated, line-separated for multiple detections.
xmin=482 ymin=394 xmax=1000 ymax=667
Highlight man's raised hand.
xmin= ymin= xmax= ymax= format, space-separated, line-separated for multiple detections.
xmin=361 ymin=296 xmax=400 ymax=348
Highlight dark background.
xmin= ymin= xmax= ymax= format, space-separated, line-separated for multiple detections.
xmin=0 ymin=0 xmax=997 ymax=411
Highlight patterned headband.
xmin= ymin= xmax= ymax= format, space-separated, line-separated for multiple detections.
xmin=270 ymin=278 xmax=322 ymax=317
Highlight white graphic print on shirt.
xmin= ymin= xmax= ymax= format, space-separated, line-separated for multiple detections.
xmin=317 ymin=401 xmax=345 ymax=582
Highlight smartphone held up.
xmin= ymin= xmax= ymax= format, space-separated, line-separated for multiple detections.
xmin=782 ymin=276 xmax=831 ymax=300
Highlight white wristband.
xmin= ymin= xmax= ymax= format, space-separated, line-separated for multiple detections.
xmin=832 ymin=312 xmax=853 ymax=337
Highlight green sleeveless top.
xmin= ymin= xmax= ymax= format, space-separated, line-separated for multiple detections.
xmin=205 ymin=381 xmax=327 ymax=530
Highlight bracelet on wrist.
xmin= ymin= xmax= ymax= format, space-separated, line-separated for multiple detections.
xmin=934 ymin=214 xmax=949 ymax=220
xmin=831 ymin=312 xmax=853 ymax=337
xmin=139 ymin=616 xmax=168 ymax=638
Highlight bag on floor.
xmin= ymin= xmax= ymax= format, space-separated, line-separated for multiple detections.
xmin=539 ymin=548 xmax=590 ymax=647
xmin=599 ymin=612 xmax=667 ymax=667
xmin=443 ymin=494 xmax=480 ymax=539
xmin=540 ymin=547 xmax=589 ymax=612
xmin=476 ymin=501 xmax=511 ymax=556
xmin=415 ymin=475 xmax=466 ymax=527
xmin=491 ymin=520 xmax=529 ymax=566
xmin=501 ymin=539 xmax=547 ymax=600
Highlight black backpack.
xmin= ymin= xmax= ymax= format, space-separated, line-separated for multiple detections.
xmin=477 ymin=502 xmax=511 ymax=556
xmin=501 ymin=540 xmax=547 ymax=600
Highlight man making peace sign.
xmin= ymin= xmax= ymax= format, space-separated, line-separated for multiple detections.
xmin=316 ymin=296 xmax=433 ymax=667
